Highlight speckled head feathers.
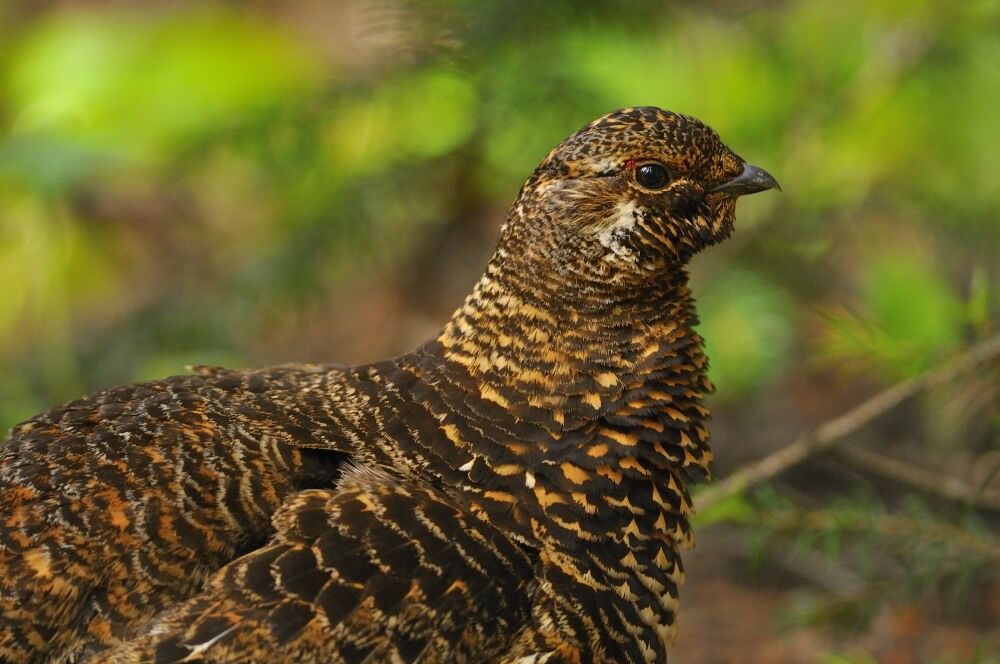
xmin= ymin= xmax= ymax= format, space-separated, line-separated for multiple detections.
xmin=502 ymin=107 xmax=778 ymax=280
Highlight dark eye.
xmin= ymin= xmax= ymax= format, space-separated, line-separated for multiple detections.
xmin=634 ymin=161 xmax=670 ymax=190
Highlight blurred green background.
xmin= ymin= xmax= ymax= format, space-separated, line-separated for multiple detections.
xmin=1 ymin=1 xmax=997 ymax=661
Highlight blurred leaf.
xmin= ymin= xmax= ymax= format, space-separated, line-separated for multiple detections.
xmin=0 ymin=372 xmax=44 ymax=435
xmin=819 ymin=252 xmax=964 ymax=378
xmin=4 ymin=8 xmax=323 ymax=170
xmin=323 ymin=68 xmax=477 ymax=177
xmin=967 ymin=264 xmax=992 ymax=336
xmin=697 ymin=268 xmax=795 ymax=398
xmin=0 ymin=195 xmax=120 ymax=345
xmin=819 ymin=649 xmax=879 ymax=664
xmin=691 ymin=488 xmax=755 ymax=528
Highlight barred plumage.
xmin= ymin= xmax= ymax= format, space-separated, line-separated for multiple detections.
xmin=0 ymin=107 xmax=778 ymax=663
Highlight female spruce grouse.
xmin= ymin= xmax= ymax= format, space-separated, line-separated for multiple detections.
xmin=0 ymin=107 xmax=778 ymax=663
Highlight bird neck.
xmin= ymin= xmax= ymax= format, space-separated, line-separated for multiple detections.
xmin=406 ymin=256 xmax=712 ymax=657
xmin=434 ymin=251 xmax=704 ymax=410
xmin=422 ymin=249 xmax=715 ymax=521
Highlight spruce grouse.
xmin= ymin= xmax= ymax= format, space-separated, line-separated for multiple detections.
xmin=0 ymin=107 xmax=779 ymax=663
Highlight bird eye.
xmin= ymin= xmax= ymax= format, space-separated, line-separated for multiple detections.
xmin=634 ymin=161 xmax=670 ymax=190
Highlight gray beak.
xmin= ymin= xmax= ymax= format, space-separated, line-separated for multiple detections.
xmin=710 ymin=162 xmax=781 ymax=197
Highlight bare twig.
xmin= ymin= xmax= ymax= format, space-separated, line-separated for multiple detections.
xmin=973 ymin=456 xmax=1000 ymax=506
xmin=835 ymin=445 xmax=1000 ymax=512
xmin=697 ymin=335 xmax=1000 ymax=511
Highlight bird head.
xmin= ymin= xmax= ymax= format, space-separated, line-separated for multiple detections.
xmin=500 ymin=107 xmax=779 ymax=284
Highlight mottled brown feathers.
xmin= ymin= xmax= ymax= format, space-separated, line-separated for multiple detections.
xmin=98 ymin=471 xmax=536 ymax=663
xmin=0 ymin=107 xmax=778 ymax=662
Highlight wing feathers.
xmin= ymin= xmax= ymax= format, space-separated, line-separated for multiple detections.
xmin=96 ymin=471 xmax=535 ymax=663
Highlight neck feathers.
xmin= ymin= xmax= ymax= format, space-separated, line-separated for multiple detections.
xmin=412 ymin=258 xmax=713 ymax=657
xmin=420 ymin=252 xmax=714 ymax=541
xmin=436 ymin=253 xmax=708 ymax=422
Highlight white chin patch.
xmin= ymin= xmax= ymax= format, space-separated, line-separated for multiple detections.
xmin=597 ymin=200 xmax=640 ymax=261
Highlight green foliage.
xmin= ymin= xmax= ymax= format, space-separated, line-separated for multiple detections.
xmin=716 ymin=486 xmax=1000 ymax=638
xmin=6 ymin=9 xmax=321 ymax=164
xmin=326 ymin=69 xmax=478 ymax=176
xmin=819 ymin=251 xmax=967 ymax=378
xmin=822 ymin=643 xmax=1000 ymax=664
xmin=698 ymin=268 xmax=795 ymax=398
xmin=690 ymin=487 xmax=755 ymax=529
xmin=819 ymin=652 xmax=879 ymax=664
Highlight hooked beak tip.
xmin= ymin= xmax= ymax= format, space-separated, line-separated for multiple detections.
xmin=710 ymin=162 xmax=781 ymax=197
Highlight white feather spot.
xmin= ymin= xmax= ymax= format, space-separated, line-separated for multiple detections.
xmin=597 ymin=200 xmax=640 ymax=260
xmin=515 ymin=653 xmax=555 ymax=664
xmin=590 ymin=157 xmax=620 ymax=173
xmin=179 ymin=624 xmax=239 ymax=661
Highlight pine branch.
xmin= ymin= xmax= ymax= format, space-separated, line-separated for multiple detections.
xmin=697 ymin=335 xmax=1000 ymax=512
xmin=758 ymin=508 xmax=1000 ymax=561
